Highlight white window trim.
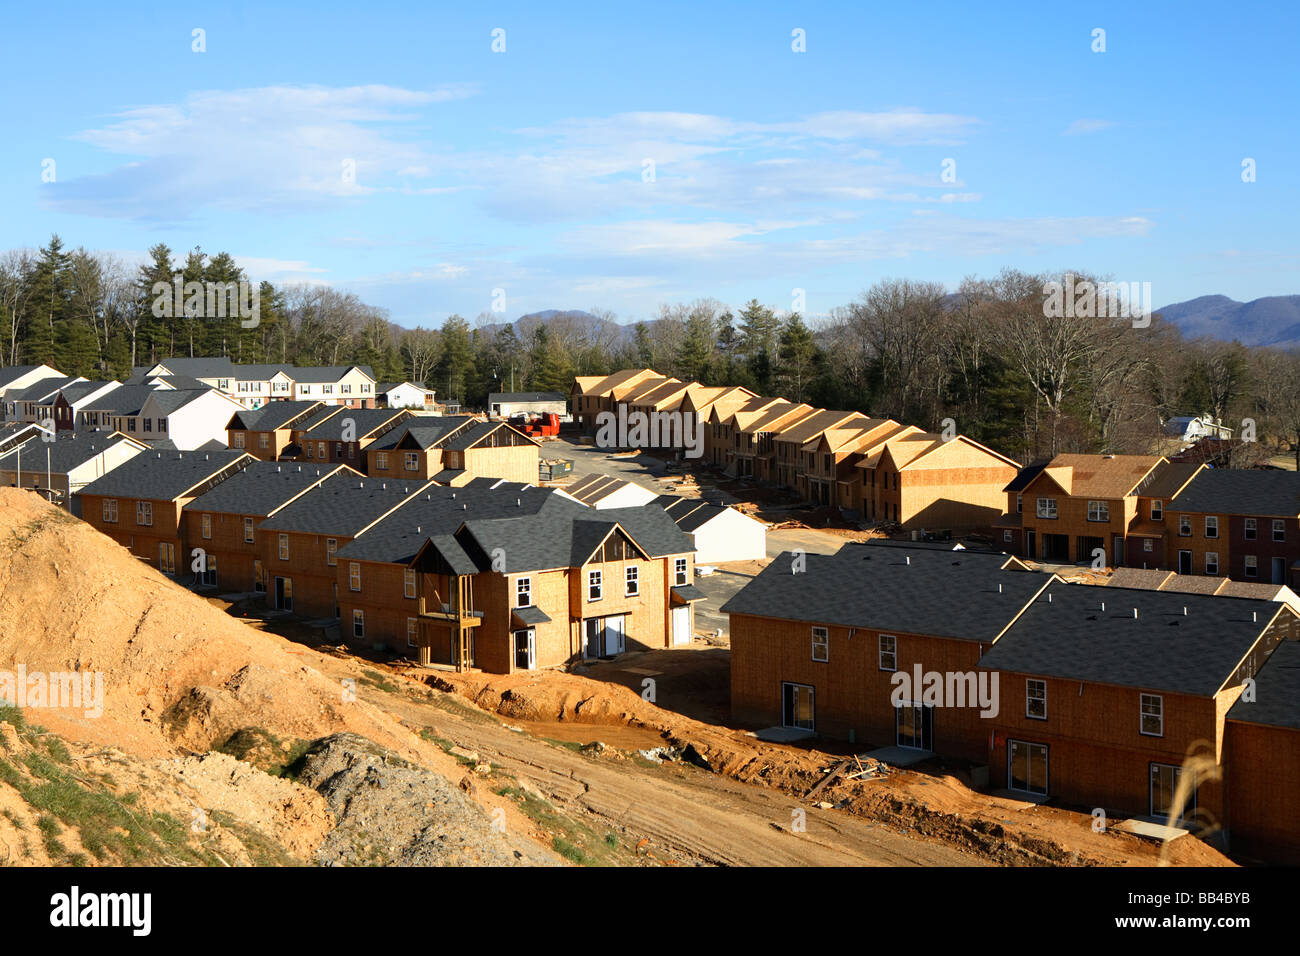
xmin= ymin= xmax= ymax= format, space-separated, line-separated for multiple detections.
xmin=1140 ymin=693 xmax=1163 ymax=737
xmin=625 ymin=565 xmax=639 ymax=597
xmin=878 ymin=634 xmax=897 ymax=672
xmin=588 ymin=569 xmax=602 ymax=601
xmin=1026 ymin=679 xmax=1047 ymax=720
xmin=811 ymin=626 xmax=829 ymax=663
xmin=349 ymin=562 xmax=362 ymax=592
xmin=516 ymin=576 xmax=532 ymax=608
xmin=404 ymin=568 xmax=416 ymax=599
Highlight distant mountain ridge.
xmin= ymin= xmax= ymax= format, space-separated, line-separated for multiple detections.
xmin=1154 ymin=295 xmax=1300 ymax=348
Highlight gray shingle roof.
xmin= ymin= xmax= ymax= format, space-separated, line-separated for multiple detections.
xmin=0 ymin=430 xmax=138 ymax=474
xmin=259 ymin=472 xmax=433 ymax=536
xmin=232 ymin=364 xmax=293 ymax=379
xmin=1134 ymin=461 xmax=1203 ymax=499
xmin=1227 ymin=640 xmax=1300 ymax=730
xmin=228 ymin=400 xmax=321 ymax=432
xmin=78 ymin=448 xmax=252 ymax=500
xmin=1170 ymin=468 xmax=1300 ymax=517
xmin=0 ymin=366 xmax=51 ymax=389
xmin=650 ymin=494 xmax=732 ymax=533
xmin=146 ymin=389 xmax=213 ymax=416
xmin=10 ymin=376 xmax=81 ymax=403
xmin=149 ymin=357 xmax=237 ymax=379
xmin=291 ymin=365 xmax=375 ymax=383
xmin=185 ymin=461 xmax=340 ymax=516
xmin=441 ymin=420 xmax=515 ymax=451
xmin=59 ymin=381 xmax=117 ymax=403
xmin=300 ymin=408 xmax=406 ymax=441
xmin=977 ymin=582 xmax=1283 ymax=696
xmin=1003 ymin=463 xmax=1048 ymax=493
xmin=83 ymin=384 xmax=157 ymax=415
xmin=369 ymin=415 xmax=475 ymax=452
xmin=720 ymin=544 xmax=1048 ymax=641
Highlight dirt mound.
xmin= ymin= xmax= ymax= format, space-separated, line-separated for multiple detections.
xmin=0 ymin=489 xmax=411 ymax=761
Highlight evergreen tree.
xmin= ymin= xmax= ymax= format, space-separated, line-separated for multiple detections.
xmin=775 ymin=313 xmax=818 ymax=403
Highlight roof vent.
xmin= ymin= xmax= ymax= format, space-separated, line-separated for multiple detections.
xmin=358 ymin=481 xmax=364 ymax=489
xmin=905 ymin=555 xmax=911 ymax=565
xmin=1047 ymin=593 xmax=1052 ymax=603
xmin=276 ymin=465 xmax=281 ymax=473
xmin=382 ymin=482 xmax=387 ymax=490
xmin=416 ymin=525 xmax=422 ymax=533
xmin=463 ymin=503 xmax=467 ymax=510
xmin=517 ymin=498 xmax=522 ymax=507
xmin=1253 ymin=610 xmax=1258 ymax=623
xmin=1183 ymin=606 xmax=1187 ymax=616
xmin=1133 ymin=607 xmax=1139 ymax=619
xmin=998 ymin=583 xmax=1003 ymax=593
xmin=205 ymin=453 xmax=209 ymax=460
xmin=1101 ymin=601 xmax=1106 ymax=612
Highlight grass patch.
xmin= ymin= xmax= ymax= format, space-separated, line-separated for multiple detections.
xmin=216 ymin=728 xmax=312 ymax=778
xmin=495 ymin=785 xmax=636 ymax=867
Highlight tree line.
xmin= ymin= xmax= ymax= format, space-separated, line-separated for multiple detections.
xmin=2 ymin=236 xmax=1297 ymax=466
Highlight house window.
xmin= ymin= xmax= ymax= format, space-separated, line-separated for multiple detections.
xmin=361 ymin=384 xmax=370 ymax=393
xmin=1027 ymin=679 xmax=1047 ymax=720
xmin=301 ymin=386 xmax=311 ymax=395
xmin=1244 ymin=518 xmax=1257 ymax=540
xmin=674 ymin=557 xmax=688 ymax=586
xmin=1143 ymin=538 xmax=1153 ymax=552
xmin=102 ymin=499 xmax=118 ymax=522
xmin=407 ymin=618 xmax=418 ymax=648
xmin=1205 ymin=552 xmax=1219 ymax=575
xmin=136 ymin=501 xmax=153 ymax=526
xmin=259 ymin=433 xmax=269 ymax=449
xmin=1016 ymin=494 xmax=1022 ymax=514
xmin=588 ymin=569 xmax=602 ymax=601
xmin=1003 ymin=530 xmax=1013 ymax=543
xmin=376 ymin=453 xmax=388 ymax=470
xmin=1036 ymin=498 xmax=1057 ymax=519
xmin=143 ymin=418 xmax=152 ymax=433
xmin=127 ymin=418 xmax=137 ymax=431
xmin=1205 ymin=516 xmax=1218 ymax=539
xmin=233 ymin=432 xmax=245 ymax=448
xmin=349 ymin=562 xmax=361 ymax=591
xmin=1274 ymin=520 xmax=1286 ymax=542
xmin=404 ymin=452 xmax=418 ymax=471
xmin=326 ymin=538 xmax=337 ymax=565
xmin=811 ymin=626 xmax=829 ymax=662
xmin=158 ymin=419 xmax=167 ymax=433
xmin=278 ymin=533 xmax=289 ymax=560
xmin=1245 ymin=555 xmax=1258 ymax=578
xmin=305 ymin=443 xmax=314 ymax=458
xmin=342 ymin=384 xmax=352 ymax=394
xmin=318 ymin=442 xmax=327 ymax=458
xmin=244 ymin=517 xmax=254 ymax=543
xmin=352 ymin=609 xmax=365 ymax=639
xmin=879 ymin=634 xmax=897 ymax=672
xmin=323 ymin=385 xmax=334 ymax=395
xmin=1151 ymin=500 xmax=1163 ymax=520
xmin=253 ymin=559 xmax=265 ymax=592
xmin=335 ymin=443 xmax=343 ymax=457
xmin=1087 ymin=500 xmax=1109 ymax=522
xmin=625 ymin=566 xmax=639 ymax=597
xmin=1140 ymin=694 xmax=1163 ymax=737
xmin=348 ymin=443 xmax=356 ymax=457
xmin=201 ymin=514 xmax=212 ymax=539
xmin=404 ymin=568 xmax=416 ymax=599
xmin=1178 ymin=515 xmax=1191 ymax=536
xmin=516 ymin=576 xmax=532 ymax=608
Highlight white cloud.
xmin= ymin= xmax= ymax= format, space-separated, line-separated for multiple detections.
xmin=1063 ymin=118 xmax=1117 ymax=136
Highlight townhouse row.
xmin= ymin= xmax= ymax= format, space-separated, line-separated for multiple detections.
xmin=723 ymin=541 xmax=1300 ymax=862
xmin=997 ymin=453 xmax=1300 ymax=589
xmin=572 ymin=368 xmax=1018 ymax=531
xmin=74 ymin=448 xmax=701 ymax=674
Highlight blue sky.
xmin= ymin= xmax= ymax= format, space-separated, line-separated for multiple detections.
xmin=2 ymin=0 xmax=1296 ymax=327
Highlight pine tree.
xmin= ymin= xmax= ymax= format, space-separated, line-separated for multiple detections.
xmin=775 ymin=313 xmax=818 ymax=403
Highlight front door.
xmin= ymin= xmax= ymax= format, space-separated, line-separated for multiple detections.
xmin=583 ymin=616 xmax=626 ymax=658
xmin=1178 ymin=550 xmax=1192 ymax=574
xmin=604 ymin=615 xmax=625 ymax=655
xmin=671 ymin=606 xmax=691 ymax=646
xmin=1151 ymin=763 xmax=1195 ymax=822
xmin=782 ymin=682 xmax=815 ymax=731
xmin=514 ymin=629 xmax=536 ymax=670
xmin=1112 ymin=535 xmax=1123 ymax=568
xmin=1008 ymin=740 xmax=1049 ymax=795
xmin=275 ymin=576 xmax=293 ymax=611
xmin=1025 ymin=530 xmax=1035 ymax=560
xmin=1273 ymin=557 xmax=1286 ymax=585
xmin=895 ymin=702 xmax=934 ymax=750
xmin=159 ymin=542 xmax=175 ymax=575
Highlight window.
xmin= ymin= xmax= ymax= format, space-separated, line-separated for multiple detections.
xmin=323 ymin=385 xmax=334 ymax=395
xmin=127 ymin=418 xmax=136 ymax=431
xmin=348 ymin=443 xmax=356 ymax=457
xmin=233 ymin=432 xmax=245 ymax=448
xmin=201 ymin=514 xmax=212 ymax=539
xmin=407 ymin=618 xmax=419 ymax=648
xmin=1245 ymin=555 xmax=1258 ymax=578
xmin=404 ymin=452 xmax=418 ymax=471
xmin=102 ymin=499 xmax=118 ymax=522
xmin=318 ymin=442 xmax=326 ymax=458
xmin=244 ymin=517 xmax=254 ymax=543
xmin=143 ymin=418 xmax=152 ymax=433
xmin=326 ymin=538 xmax=337 ymax=566
xmin=361 ymin=384 xmax=370 ymax=393
xmin=278 ymin=533 xmax=289 ymax=560
xmin=352 ymin=609 xmax=365 ymax=639
xmin=1244 ymin=518 xmax=1257 ymax=540
xmin=811 ymin=626 xmax=829 ymax=662
xmin=301 ymin=386 xmax=311 ymax=395
xmin=158 ymin=419 xmax=167 ymax=433
xmin=1140 ymin=694 xmax=1163 ymax=737
xmin=305 ymin=443 xmax=314 ymax=458
xmin=253 ymin=559 xmax=265 ymax=592
xmin=1026 ymin=679 xmax=1047 ymax=720
xmin=879 ymin=634 xmax=897 ymax=671
xmin=341 ymin=384 xmax=352 ymax=394
xmin=1036 ymin=498 xmax=1058 ymax=519
xmin=1274 ymin=520 xmax=1286 ymax=543
xmin=404 ymin=568 xmax=416 ymax=599
xmin=1087 ymin=500 xmax=1109 ymax=522
xmin=1178 ymin=515 xmax=1191 ymax=536
xmin=1016 ymin=494 xmax=1023 ymax=514
xmin=588 ymin=569 xmax=602 ymax=601
xmin=349 ymin=562 xmax=361 ymax=591
xmin=1143 ymin=538 xmax=1153 ymax=552
xmin=335 ymin=443 xmax=343 ymax=457
xmin=1003 ymin=530 xmax=1013 ymax=543
xmin=136 ymin=501 xmax=153 ymax=526
xmin=158 ymin=542 xmax=175 ymax=575
xmin=1151 ymin=499 xmax=1163 ymax=520
xmin=1205 ymin=516 xmax=1218 ymax=539
xmin=376 ymin=453 xmax=389 ymax=470
xmin=625 ymin=565 xmax=639 ymax=597
xmin=516 ymin=576 xmax=532 ymax=608
xmin=1205 ymin=552 xmax=1219 ymax=575
xmin=674 ymin=558 xmax=688 ymax=586
xmin=259 ymin=433 xmax=269 ymax=449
